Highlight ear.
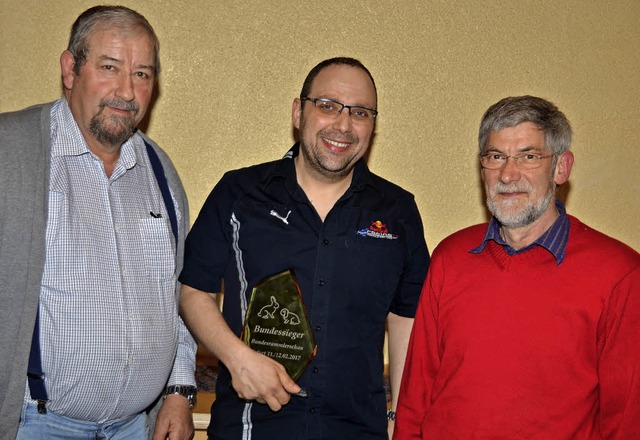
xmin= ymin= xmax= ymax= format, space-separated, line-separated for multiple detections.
xmin=60 ymin=50 xmax=76 ymax=90
xmin=479 ymin=166 xmax=487 ymax=182
xmin=292 ymin=98 xmax=302 ymax=130
xmin=553 ymin=151 xmax=574 ymax=185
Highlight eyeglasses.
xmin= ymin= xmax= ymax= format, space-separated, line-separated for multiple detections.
xmin=479 ymin=152 xmax=556 ymax=170
xmin=301 ymin=97 xmax=378 ymax=123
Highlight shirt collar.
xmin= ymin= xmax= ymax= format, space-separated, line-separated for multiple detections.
xmin=268 ymin=143 xmax=377 ymax=193
xmin=50 ymin=98 xmax=141 ymax=170
xmin=469 ymin=200 xmax=570 ymax=265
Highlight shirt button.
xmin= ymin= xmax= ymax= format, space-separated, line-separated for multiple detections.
xmin=322 ymin=239 xmax=330 ymax=245
xmin=318 ymin=279 xmax=325 ymax=286
xmin=312 ymin=367 xmax=319 ymax=373
xmin=314 ymin=325 xmax=321 ymax=332
xmin=309 ymin=407 xmax=316 ymax=414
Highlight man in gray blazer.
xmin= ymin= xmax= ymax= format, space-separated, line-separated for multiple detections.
xmin=0 ymin=6 xmax=196 ymax=440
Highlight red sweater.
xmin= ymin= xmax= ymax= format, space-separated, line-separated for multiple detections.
xmin=394 ymin=216 xmax=640 ymax=439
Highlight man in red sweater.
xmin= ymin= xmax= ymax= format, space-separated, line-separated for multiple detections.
xmin=394 ymin=96 xmax=640 ymax=439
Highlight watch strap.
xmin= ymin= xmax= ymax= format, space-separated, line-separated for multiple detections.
xmin=164 ymin=385 xmax=197 ymax=407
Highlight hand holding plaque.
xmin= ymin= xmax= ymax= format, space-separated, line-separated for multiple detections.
xmin=241 ymin=270 xmax=316 ymax=382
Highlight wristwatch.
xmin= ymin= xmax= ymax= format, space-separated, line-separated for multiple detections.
xmin=164 ymin=385 xmax=197 ymax=407
xmin=387 ymin=409 xmax=396 ymax=421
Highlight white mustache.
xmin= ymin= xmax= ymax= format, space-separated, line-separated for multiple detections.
xmin=493 ymin=182 xmax=530 ymax=193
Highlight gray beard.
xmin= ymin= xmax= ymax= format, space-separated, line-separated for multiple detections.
xmin=487 ymin=184 xmax=555 ymax=229
xmin=89 ymin=113 xmax=137 ymax=147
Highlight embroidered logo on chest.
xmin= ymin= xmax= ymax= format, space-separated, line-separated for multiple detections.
xmin=356 ymin=220 xmax=399 ymax=240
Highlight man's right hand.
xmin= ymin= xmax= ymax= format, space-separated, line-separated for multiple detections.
xmin=179 ymin=285 xmax=301 ymax=412
xmin=228 ymin=346 xmax=301 ymax=411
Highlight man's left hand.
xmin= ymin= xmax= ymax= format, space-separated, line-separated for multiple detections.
xmin=152 ymin=394 xmax=194 ymax=440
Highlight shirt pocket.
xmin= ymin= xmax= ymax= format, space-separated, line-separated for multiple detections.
xmin=353 ymin=234 xmax=404 ymax=279
xmin=139 ymin=217 xmax=175 ymax=280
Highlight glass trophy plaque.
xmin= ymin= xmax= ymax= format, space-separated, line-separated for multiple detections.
xmin=241 ymin=270 xmax=316 ymax=381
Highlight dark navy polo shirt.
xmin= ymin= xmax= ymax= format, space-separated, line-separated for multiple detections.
xmin=180 ymin=144 xmax=430 ymax=440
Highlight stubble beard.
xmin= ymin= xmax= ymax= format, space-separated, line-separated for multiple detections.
xmin=299 ymin=141 xmax=354 ymax=183
xmin=298 ymin=114 xmax=362 ymax=182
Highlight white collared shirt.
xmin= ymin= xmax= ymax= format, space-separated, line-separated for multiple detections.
xmin=33 ymin=99 xmax=186 ymax=422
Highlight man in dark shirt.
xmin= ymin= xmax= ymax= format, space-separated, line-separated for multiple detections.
xmin=179 ymin=57 xmax=430 ymax=439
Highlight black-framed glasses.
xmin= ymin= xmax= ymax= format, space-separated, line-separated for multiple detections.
xmin=301 ymin=97 xmax=378 ymax=123
xmin=479 ymin=152 xmax=556 ymax=170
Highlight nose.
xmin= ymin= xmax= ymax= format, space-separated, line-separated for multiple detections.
xmin=115 ymin=73 xmax=135 ymax=102
xmin=498 ymin=156 xmax=522 ymax=183
xmin=331 ymin=108 xmax=353 ymax=132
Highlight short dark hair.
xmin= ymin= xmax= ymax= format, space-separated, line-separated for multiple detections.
xmin=479 ymin=95 xmax=572 ymax=155
xmin=300 ymin=57 xmax=377 ymax=105
xmin=67 ymin=5 xmax=160 ymax=76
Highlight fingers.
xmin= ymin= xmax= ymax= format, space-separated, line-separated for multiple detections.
xmin=231 ymin=352 xmax=298 ymax=411
xmin=278 ymin=367 xmax=302 ymax=395
xmin=261 ymin=390 xmax=290 ymax=412
xmin=152 ymin=394 xmax=194 ymax=440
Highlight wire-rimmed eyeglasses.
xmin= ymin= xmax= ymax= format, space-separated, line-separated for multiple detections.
xmin=301 ymin=97 xmax=378 ymax=123
xmin=479 ymin=152 xmax=557 ymax=170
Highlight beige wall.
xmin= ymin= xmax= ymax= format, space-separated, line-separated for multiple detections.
xmin=2 ymin=0 xmax=638 ymax=252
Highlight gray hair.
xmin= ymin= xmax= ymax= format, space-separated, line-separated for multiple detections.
xmin=478 ymin=95 xmax=572 ymax=155
xmin=67 ymin=5 xmax=160 ymax=77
